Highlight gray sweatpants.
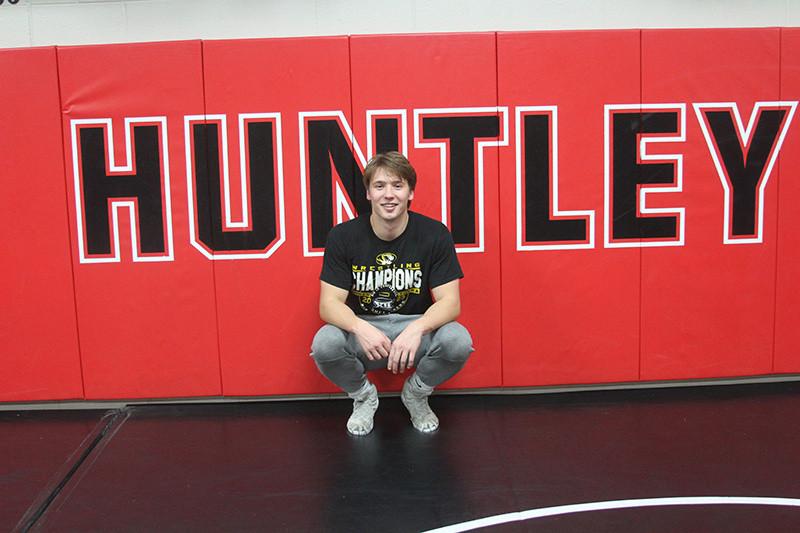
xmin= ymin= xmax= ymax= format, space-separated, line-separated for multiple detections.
xmin=310 ymin=314 xmax=473 ymax=394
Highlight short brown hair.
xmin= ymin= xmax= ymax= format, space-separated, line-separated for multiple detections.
xmin=362 ymin=151 xmax=417 ymax=191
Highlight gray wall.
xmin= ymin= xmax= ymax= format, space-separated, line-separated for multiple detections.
xmin=0 ymin=0 xmax=797 ymax=49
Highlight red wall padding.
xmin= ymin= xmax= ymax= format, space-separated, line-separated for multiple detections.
xmin=640 ymin=29 xmax=784 ymax=380
xmin=0 ymin=47 xmax=84 ymax=402
xmin=775 ymin=28 xmax=800 ymax=374
xmin=58 ymin=42 xmax=222 ymax=399
xmin=350 ymin=33 xmax=503 ymax=391
xmin=1 ymin=28 xmax=799 ymax=402
xmin=201 ymin=37 xmax=352 ymax=396
xmin=497 ymin=30 xmax=642 ymax=387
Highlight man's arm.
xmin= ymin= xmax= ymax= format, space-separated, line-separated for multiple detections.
xmin=387 ymin=278 xmax=461 ymax=374
xmin=319 ymin=280 xmax=392 ymax=361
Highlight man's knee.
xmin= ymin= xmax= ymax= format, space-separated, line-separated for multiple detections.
xmin=310 ymin=324 xmax=349 ymax=364
xmin=433 ymin=321 xmax=473 ymax=363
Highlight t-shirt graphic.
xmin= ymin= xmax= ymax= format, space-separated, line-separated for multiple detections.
xmin=319 ymin=212 xmax=463 ymax=316
xmin=351 ymin=251 xmax=423 ymax=314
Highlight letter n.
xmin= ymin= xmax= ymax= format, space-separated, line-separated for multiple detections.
xmin=185 ymin=114 xmax=285 ymax=259
xmin=366 ymin=110 xmax=407 ymax=157
xmin=71 ymin=118 xmax=173 ymax=263
xmin=516 ymin=106 xmax=594 ymax=250
xmin=694 ymin=101 xmax=797 ymax=244
xmin=300 ymin=112 xmax=371 ymax=256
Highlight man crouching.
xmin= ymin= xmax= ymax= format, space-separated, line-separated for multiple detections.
xmin=310 ymin=152 xmax=473 ymax=435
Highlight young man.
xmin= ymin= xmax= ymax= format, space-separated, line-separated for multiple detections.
xmin=310 ymin=152 xmax=473 ymax=435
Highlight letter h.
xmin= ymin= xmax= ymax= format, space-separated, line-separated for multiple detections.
xmin=71 ymin=118 xmax=173 ymax=263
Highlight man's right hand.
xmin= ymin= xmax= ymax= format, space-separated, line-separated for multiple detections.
xmin=319 ymin=281 xmax=392 ymax=360
xmin=354 ymin=320 xmax=392 ymax=361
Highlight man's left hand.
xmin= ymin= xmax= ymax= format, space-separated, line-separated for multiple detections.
xmin=388 ymin=323 xmax=424 ymax=374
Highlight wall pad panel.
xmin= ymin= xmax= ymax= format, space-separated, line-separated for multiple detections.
xmin=58 ymin=41 xmax=222 ymax=399
xmin=350 ymin=32 xmax=503 ymax=390
xmin=0 ymin=47 xmax=84 ymax=402
xmin=640 ymin=29 xmax=785 ymax=380
xmin=497 ymin=30 xmax=642 ymax=387
xmin=201 ymin=37 xmax=353 ymax=396
xmin=775 ymin=28 xmax=800 ymax=374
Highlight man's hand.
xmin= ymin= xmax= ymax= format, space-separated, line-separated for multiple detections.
xmin=388 ymin=322 xmax=424 ymax=374
xmin=319 ymin=279 xmax=462 ymax=372
xmin=384 ymin=280 xmax=463 ymax=374
xmin=354 ymin=320 xmax=392 ymax=361
xmin=320 ymin=281 xmax=392 ymax=361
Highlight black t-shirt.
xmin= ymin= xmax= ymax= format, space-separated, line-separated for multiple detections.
xmin=320 ymin=211 xmax=464 ymax=315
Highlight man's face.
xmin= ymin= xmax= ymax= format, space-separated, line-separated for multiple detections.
xmin=366 ymin=168 xmax=414 ymax=222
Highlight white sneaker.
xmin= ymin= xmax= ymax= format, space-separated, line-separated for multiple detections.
xmin=401 ymin=377 xmax=439 ymax=432
xmin=347 ymin=382 xmax=379 ymax=436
